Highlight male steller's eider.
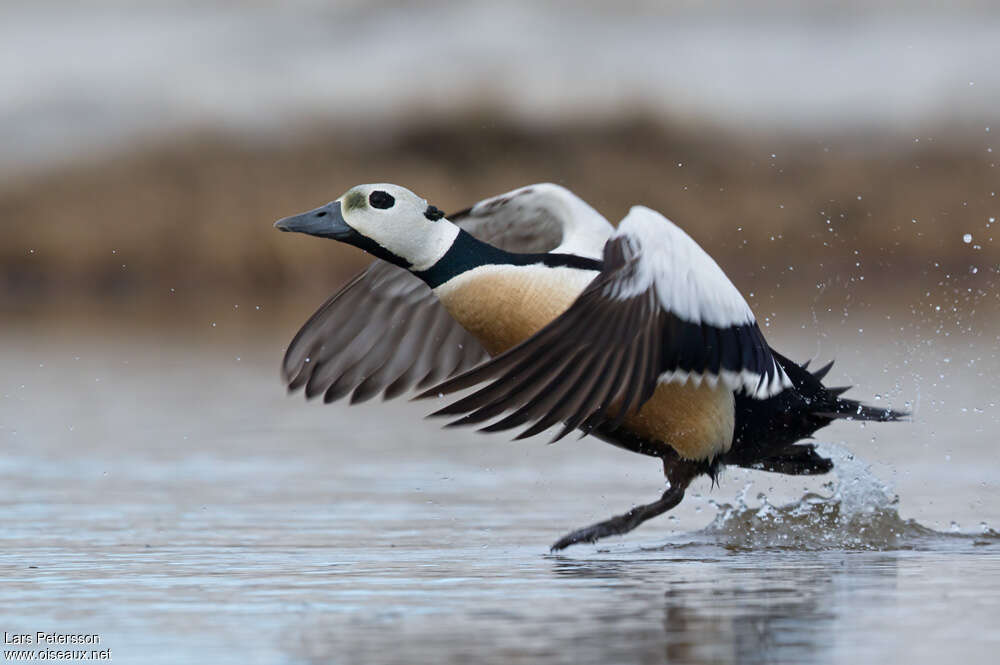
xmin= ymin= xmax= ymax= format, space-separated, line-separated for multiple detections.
xmin=275 ymin=182 xmax=906 ymax=550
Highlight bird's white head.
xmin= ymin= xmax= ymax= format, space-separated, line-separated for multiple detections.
xmin=274 ymin=183 xmax=459 ymax=271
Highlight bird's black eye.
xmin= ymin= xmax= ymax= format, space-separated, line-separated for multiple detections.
xmin=369 ymin=190 xmax=395 ymax=209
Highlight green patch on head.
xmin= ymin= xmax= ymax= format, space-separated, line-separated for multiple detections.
xmin=343 ymin=190 xmax=366 ymax=212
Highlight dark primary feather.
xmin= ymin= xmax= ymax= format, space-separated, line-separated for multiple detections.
xmin=281 ymin=204 xmax=566 ymax=403
xmin=416 ymin=232 xmax=783 ymax=440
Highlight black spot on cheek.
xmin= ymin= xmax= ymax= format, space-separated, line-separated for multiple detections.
xmin=424 ymin=205 xmax=445 ymax=221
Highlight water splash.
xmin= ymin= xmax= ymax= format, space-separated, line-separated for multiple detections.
xmin=697 ymin=444 xmax=990 ymax=551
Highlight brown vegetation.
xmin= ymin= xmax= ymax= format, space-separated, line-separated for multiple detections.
xmin=1 ymin=116 xmax=995 ymax=318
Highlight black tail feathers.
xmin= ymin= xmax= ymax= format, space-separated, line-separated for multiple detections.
xmin=779 ymin=353 xmax=908 ymax=423
xmin=812 ymin=398 xmax=907 ymax=422
xmin=727 ymin=351 xmax=906 ymax=476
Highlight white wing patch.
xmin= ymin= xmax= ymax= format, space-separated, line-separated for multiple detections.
xmin=613 ymin=206 xmax=756 ymax=328
xmin=613 ymin=206 xmax=791 ymax=398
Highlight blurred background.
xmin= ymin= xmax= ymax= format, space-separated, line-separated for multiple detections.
xmin=2 ymin=2 xmax=1000 ymax=662
xmin=2 ymin=0 xmax=998 ymax=322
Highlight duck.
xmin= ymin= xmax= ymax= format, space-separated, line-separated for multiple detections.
xmin=274 ymin=182 xmax=905 ymax=550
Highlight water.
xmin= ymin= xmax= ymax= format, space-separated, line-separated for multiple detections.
xmin=1 ymin=316 xmax=999 ymax=663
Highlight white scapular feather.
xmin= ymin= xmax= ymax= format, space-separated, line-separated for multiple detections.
xmin=614 ymin=206 xmax=756 ymax=328
xmin=613 ymin=206 xmax=791 ymax=398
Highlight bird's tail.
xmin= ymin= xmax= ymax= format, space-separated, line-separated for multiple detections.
xmin=725 ymin=352 xmax=907 ymax=475
xmin=784 ymin=356 xmax=908 ymax=423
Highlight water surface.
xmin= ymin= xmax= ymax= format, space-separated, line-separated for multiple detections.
xmin=1 ymin=318 xmax=997 ymax=663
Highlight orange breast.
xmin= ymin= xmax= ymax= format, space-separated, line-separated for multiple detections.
xmin=435 ymin=264 xmax=592 ymax=356
xmin=435 ymin=264 xmax=734 ymax=460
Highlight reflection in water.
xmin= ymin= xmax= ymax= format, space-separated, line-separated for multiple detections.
xmin=550 ymin=553 xmax=899 ymax=665
xmin=293 ymin=552 xmax=906 ymax=664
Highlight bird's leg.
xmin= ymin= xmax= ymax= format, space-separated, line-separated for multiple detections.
xmin=549 ymin=484 xmax=686 ymax=551
xmin=550 ymin=457 xmax=700 ymax=551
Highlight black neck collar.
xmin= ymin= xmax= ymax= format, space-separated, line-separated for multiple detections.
xmin=412 ymin=229 xmax=603 ymax=289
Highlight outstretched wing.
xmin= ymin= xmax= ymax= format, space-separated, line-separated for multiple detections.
xmin=417 ymin=206 xmax=791 ymax=440
xmin=281 ymin=262 xmax=482 ymax=404
xmin=448 ymin=182 xmax=613 ymax=259
xmin=281 ymin=183 xmax=614 ymax=404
